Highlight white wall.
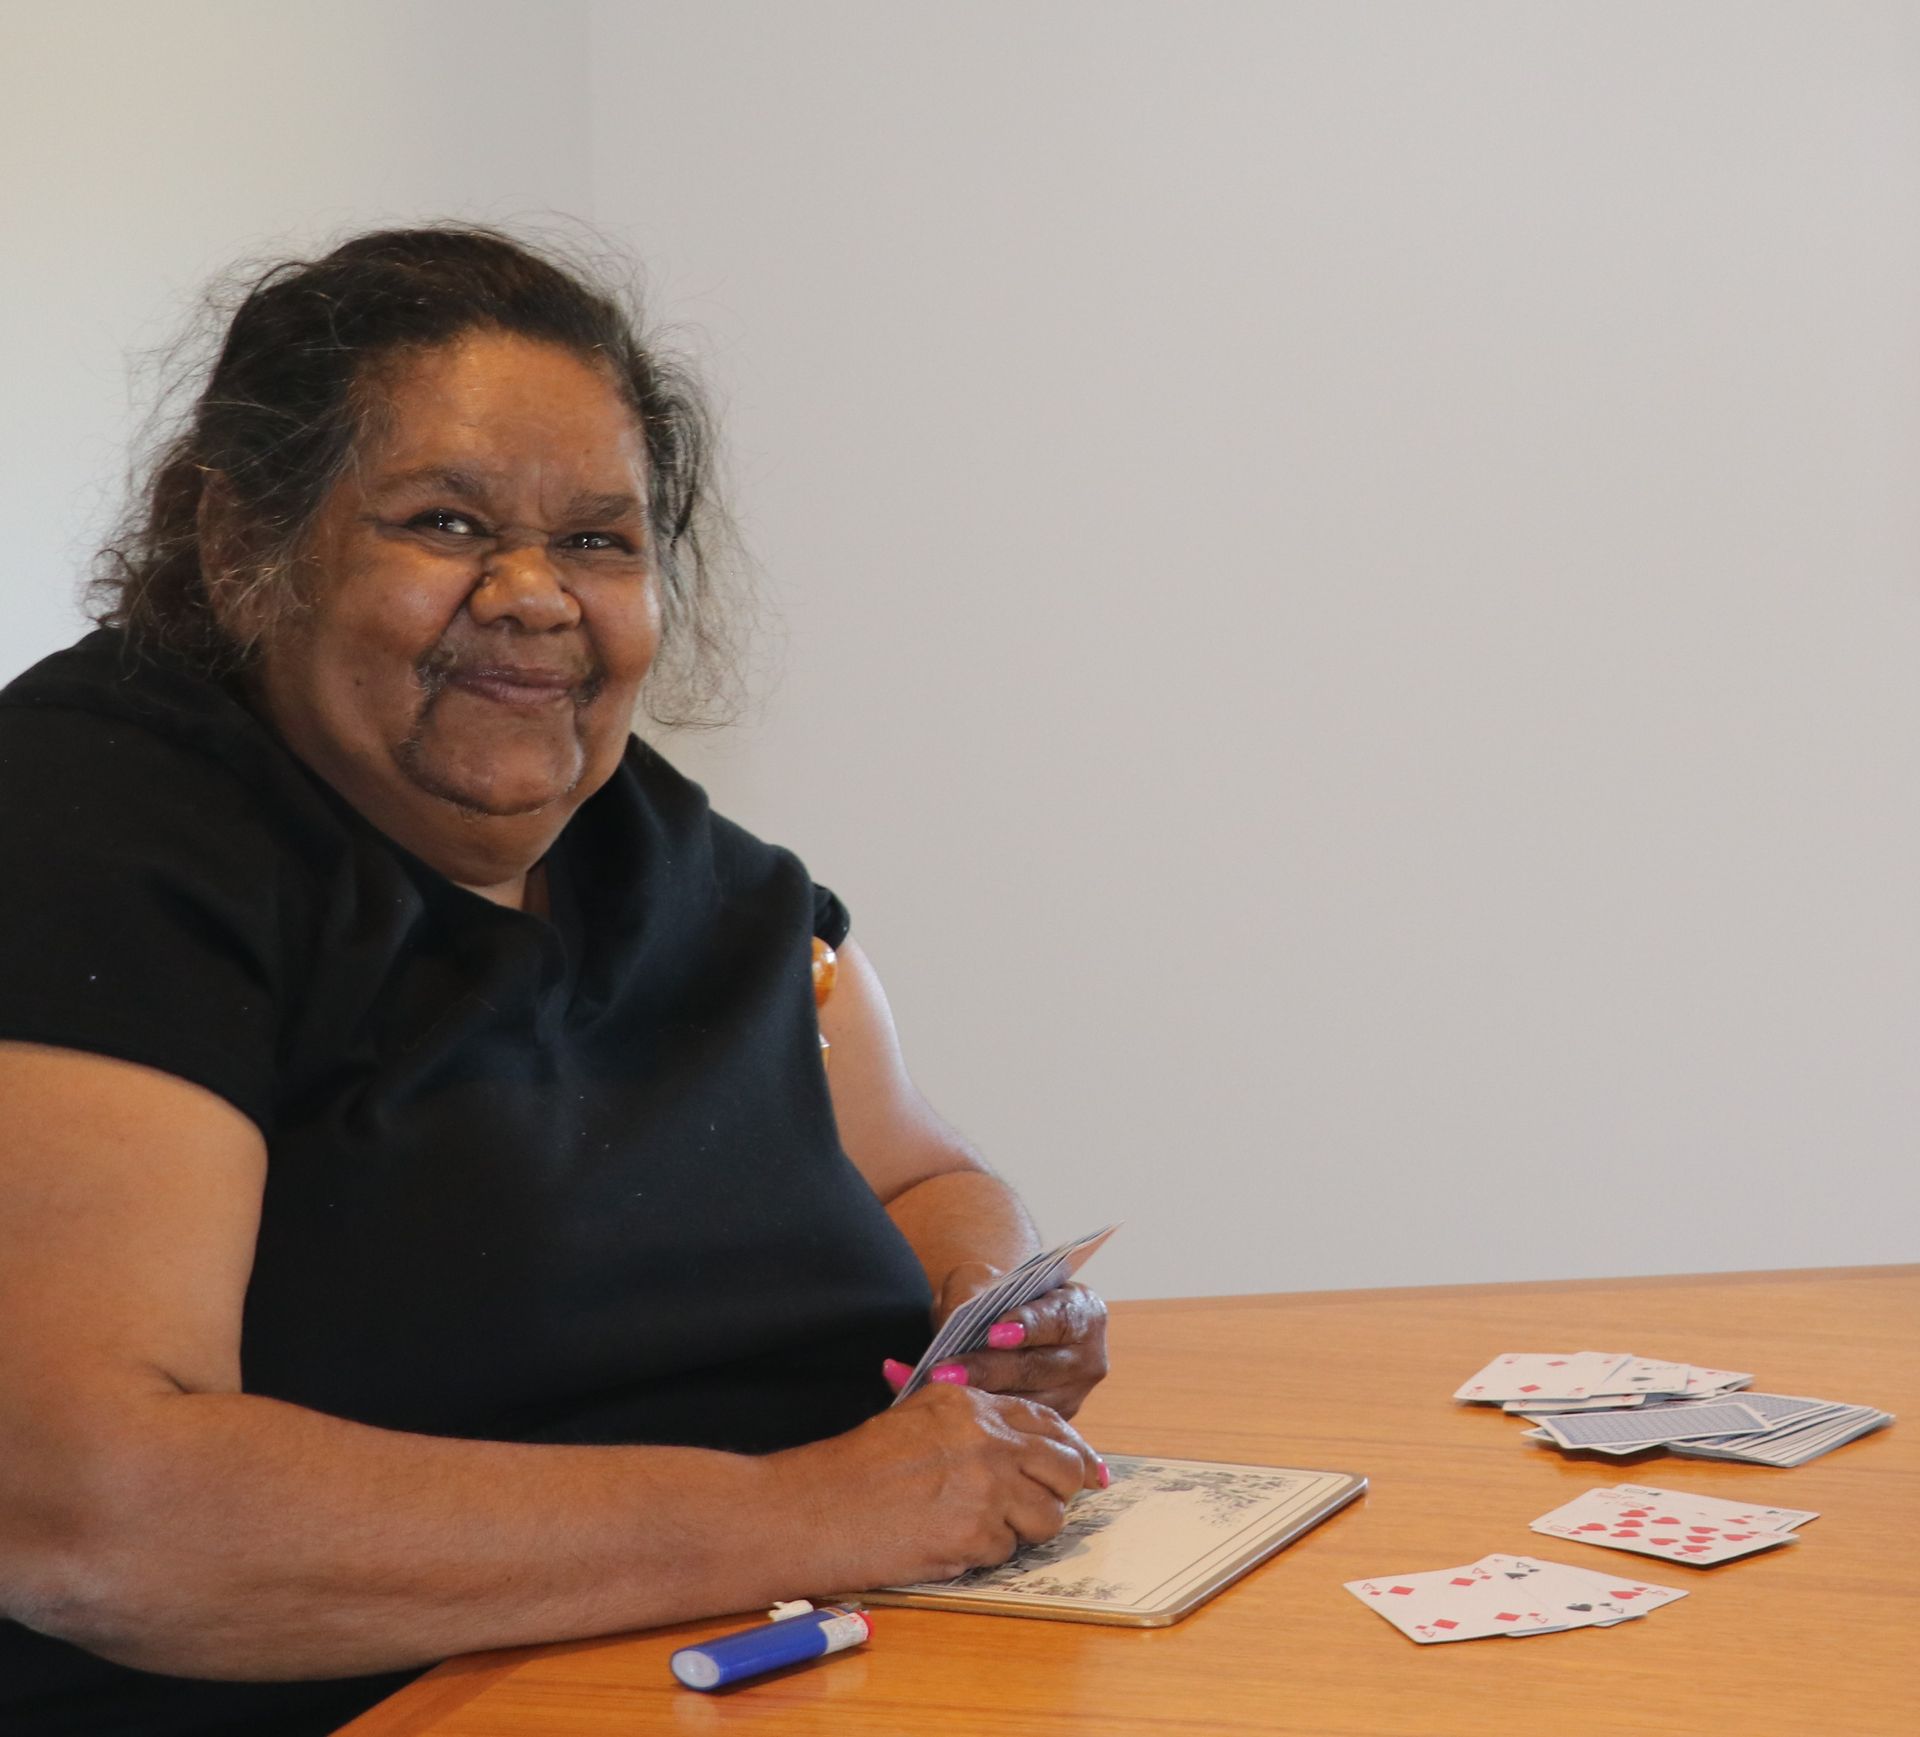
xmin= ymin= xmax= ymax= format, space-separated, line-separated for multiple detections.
xmin=587 ymin=1 xmax=1920 ymax=1298
xmin=0 ymin=0 xmax=593 ymax=669
xmin=4 ymin=3 xmax=1915 ymax=1301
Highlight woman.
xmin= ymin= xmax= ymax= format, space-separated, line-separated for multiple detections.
xmin=0 ymin=228 xmax=1108 ymax=1737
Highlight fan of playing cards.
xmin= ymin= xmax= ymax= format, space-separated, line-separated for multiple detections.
xmin=889 ymin=1224 xmax=1118 ymax=1402
xmin=1529 ymin=1483 xmax=1817 ymax=1567
xmin=1344 ymin=1485 xmax=1827 ymax=1646
xmin=1453 ymin=1350 xmax=1894 ymax=1466
xmin=1348 ymin=1350 xmax=1890 ymax=1649
xmin=1345 ymin=1553 xmax=1686 ymax=1645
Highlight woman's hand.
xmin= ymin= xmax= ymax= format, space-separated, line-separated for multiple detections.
xmin=770 ymin=1381 xmax=1107 ymax=1590
xmin=885 ymin=1262 xmax=1111 ymax=1420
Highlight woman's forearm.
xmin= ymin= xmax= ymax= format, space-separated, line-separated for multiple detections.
xmin=885 ymin=1166 xmax=1042 ymax=1295
xmin=21 ymin=1389 xmax=797 ymax=1680
xmin=18 ymin=1369 xmax=1107 ymax=1683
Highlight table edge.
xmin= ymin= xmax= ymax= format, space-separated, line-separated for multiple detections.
xmin=1107 ymin=1261 xmax=1919 ymax=1314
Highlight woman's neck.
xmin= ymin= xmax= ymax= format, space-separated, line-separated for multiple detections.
xmin=459 ymin=863 xmax=548 ymax=916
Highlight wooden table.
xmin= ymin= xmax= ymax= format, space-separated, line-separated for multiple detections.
xmin=341 ymin=1265 xmax=1917 ymax=1737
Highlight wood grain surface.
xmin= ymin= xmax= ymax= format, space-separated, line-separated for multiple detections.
xmin=337 ymin=1265 xmax=1917 ymax=1737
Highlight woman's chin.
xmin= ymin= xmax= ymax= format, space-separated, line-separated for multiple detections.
xmin=400 ymin=744 xmax=588 ymax=820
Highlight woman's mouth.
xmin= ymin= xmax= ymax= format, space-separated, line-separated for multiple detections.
xmin=446 ymin=664 xmax=581 ymax=708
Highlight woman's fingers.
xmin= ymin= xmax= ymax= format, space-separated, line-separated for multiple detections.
xmin=889 ymin=1276 xmax=1111 ymax=1416
xmin=951 ymin=1345 xmax=1079 ymax=1406
xmin=941 ymin=1281 xmax=1110 ymax=1417
xmin=779 ymin=1384 xmax=1109 ymax=1590
xmin=987 ymin=1389 xmax=1108 ymax=1495
xmin=991 ymin=1280 xmax=1108 ymax=1353
xmin=940 ymin=1402 xmax=1083 ymax=1556
xmin=954 ymin=1393 xmax=1100 ymax=1547
xmin=898 ymin=1383 xmax=1106 ymax=1513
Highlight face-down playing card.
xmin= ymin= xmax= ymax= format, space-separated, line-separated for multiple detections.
xmin=1537 ymin=1400 xmax=1770 ymax=1451
xmin=1505 ymin=1392 xmax=1648 ymax=1415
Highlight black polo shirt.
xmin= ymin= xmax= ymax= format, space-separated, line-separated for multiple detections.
xmin=0 ymin=629 xmax=932 ymax=1736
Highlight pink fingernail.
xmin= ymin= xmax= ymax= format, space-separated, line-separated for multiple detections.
xmin=881 ymin=1358 xmax=913 ymax=1389
xmin=986 ymin=1322 xmax=1026 ymax=1350
xmin=929 ymin=1363 xmax=970 ymax=1386
xmin=1096 ymin=1458 xmax=1111 ymax=1488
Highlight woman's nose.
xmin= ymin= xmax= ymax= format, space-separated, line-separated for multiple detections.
xmin=469 ymin=542 xmax=581 ymax=632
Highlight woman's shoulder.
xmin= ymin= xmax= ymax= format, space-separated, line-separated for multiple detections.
xmin=3 ymin=629 xmax=301 ymax=811
xmin=604 ymin=736 xmax=772 ymax=869
xmin=0 ymin=628 xmax=354 ymax=915
xmin=0 ymin=632 xmax=333 ymax=1128
xmin=595 ymin=738 xmax=848 ymax=944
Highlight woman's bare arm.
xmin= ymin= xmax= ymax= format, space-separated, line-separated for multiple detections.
xmin=0 ymin=1042 xmax=1101 ymax=1681
xmin=819 ymin=939 xmax=1042 ymax=1276
xmin=820 ymin=942 xmax=1109 ymax=1417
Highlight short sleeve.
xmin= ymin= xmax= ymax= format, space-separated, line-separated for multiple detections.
xmin=811 ymin=882 xmax=850 ymax=949
xmin=0 ymin=706 xmax=288 ymax=1131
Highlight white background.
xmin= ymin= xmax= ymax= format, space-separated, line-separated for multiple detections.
xmin=4 ymin=1 xmax=1915 ymax=1299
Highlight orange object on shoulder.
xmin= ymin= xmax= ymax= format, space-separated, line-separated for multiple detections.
xmin=811 ymin=937 xmax=837 ymax=1007
xmin=812 ymin=938 xmax=836 ymax=1066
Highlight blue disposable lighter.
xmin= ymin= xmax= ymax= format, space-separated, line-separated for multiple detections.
xmin=669 ymin=1605 xmax=872 ymax=1691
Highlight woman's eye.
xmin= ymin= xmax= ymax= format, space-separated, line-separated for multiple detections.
xmin=563 ymin=531 xmax=636 ymax=554
xmin=408 ymin=509 xmax=484 ymax=537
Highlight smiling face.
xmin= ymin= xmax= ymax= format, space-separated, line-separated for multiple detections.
xmin=245 ymin=330 xmax=661 ymax=896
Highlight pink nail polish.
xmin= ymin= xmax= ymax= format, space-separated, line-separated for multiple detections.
xmin=986 ymin=1321 xmax=1026 ymax=1350
xmin=1096 ymin=1459 xmax=1111 ymax=1488
xmin=929 ymin=1362 xmax=969 ymax=1386
xmin=881 ymin=1358 xmax=913 ymax=1389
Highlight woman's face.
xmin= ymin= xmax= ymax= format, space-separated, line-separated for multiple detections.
xmin=249 ymin=330 xmax=661 ymax=892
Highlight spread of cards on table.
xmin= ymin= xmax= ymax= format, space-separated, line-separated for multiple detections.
xmin=1452 ymin=1350 xmax=1894 ymax=1465
xmin=890 ymin=1224 xmax=1119 ymax=1401
xmin=1529 ymin=1484 xmax=1817 ymax=1566
xmin=1343 ymin=1349 xmax=1893 ymax=1648
xmin=1345 ymin=1553 xmax=1686 ymax=1644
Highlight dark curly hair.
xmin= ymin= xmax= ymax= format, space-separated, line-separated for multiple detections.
xmin=90 ymin=225 xmax=743 ymax=725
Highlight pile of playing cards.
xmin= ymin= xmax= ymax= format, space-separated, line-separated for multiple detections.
xmin=889 ymin=1225 xmax=1117 ymax=1401
xmin=1530 ymin=1484 xmax=1817 ymax=1567
xmin=1454 ymin=1351 xmax=1893 ymax=1465
xmin=1345 ymin=1553 xmax=1685 ymax=1644
xmin=1453 ymin=1350 xmax=1751 ymax=1409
